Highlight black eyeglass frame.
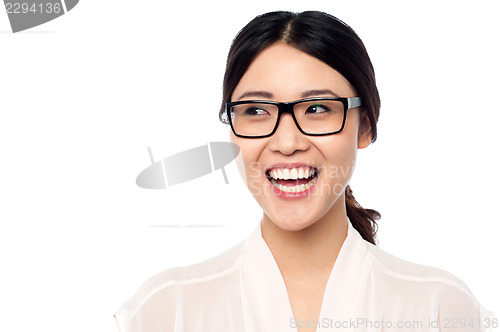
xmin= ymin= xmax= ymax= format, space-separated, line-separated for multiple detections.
xmin=224 ymin=97 xmax=362 ymax=138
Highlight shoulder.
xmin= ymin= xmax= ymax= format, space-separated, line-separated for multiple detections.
xmin=134 ymin=239 xmax=244 ymax=301
xmin=144 ymin=239 xmax=245 ymax=290
xmin=365 ymin=241 xmax=471 ymax=292
xmin=363 ymin=241 xmax=494 ymax=326
xmin=115 ymin=240 xmax=246 ymax=330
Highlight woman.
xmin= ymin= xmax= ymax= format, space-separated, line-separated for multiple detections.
xmin=115 ymin=11 xmax=494 ymax=331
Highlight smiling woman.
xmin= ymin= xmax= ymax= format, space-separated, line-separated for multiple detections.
xmin=114 ymin=11 xmax=494 ymax=332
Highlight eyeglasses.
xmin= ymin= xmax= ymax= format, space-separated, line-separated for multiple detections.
xmin=223 ymin=97 xmax=362 ymax=138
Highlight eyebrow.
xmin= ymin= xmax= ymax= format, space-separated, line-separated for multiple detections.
xmin=236 ymin=89 xmax=340 ymax=101
xmin=236 ymin=91 xmax=274 ymax=101
xmin=301 ymin=89 xmax=340 ymax=98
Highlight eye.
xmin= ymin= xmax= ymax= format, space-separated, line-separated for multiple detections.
xmin=244 ymin=106 xmax=271 ymax=116
xmin=305 ymin=104 xmax=331 ymax=114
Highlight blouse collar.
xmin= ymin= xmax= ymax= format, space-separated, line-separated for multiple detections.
xmin=240 ymin=219 xmax=369 ymax=331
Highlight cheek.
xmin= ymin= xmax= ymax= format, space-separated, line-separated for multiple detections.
xmin=338 ymin=143 xmax=357 ymax=181
xmin=335 ymin=112 xmax=361 ymax=173
xmin=318 ymin=129 xmax=359 ymax=189
xmin=230 ymin=135 xmax=249 ymax=186
xmin=230 ymin=135 xmax=266 ymax=189
xmin=324 ymin=142 xmax=357 ymax=178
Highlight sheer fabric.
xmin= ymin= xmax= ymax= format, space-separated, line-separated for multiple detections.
xmin=115 ymin=221 xmax=494 ymax=331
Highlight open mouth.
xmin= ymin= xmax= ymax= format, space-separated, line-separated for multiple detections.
xmin=265 ymin=166 xmax=319 ymax=193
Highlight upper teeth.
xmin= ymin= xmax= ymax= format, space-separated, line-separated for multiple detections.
xmin=268 ymin=167 xmax=316 ymax=180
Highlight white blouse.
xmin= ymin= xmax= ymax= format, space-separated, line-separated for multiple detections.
xmin=115 ymin=221 xmax=494 ymax=331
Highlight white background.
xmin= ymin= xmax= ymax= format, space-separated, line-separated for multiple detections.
xmin=0 ymin=1 xmax=498 ymax=331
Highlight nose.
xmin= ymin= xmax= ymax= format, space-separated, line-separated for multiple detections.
xmin=267 ymin=113 xmax=310 ymax=155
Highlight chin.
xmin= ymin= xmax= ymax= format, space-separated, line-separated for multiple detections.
xmin=266 ymin=213 xmax=316 ymax=232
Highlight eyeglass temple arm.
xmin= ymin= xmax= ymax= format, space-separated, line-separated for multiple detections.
xmin=348 ymin=97 xmax=362 ymax=109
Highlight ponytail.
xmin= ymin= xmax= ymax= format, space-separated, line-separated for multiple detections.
xmin=345 ymin=185 xmax=380 ymax=245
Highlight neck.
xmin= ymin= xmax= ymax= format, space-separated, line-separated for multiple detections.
xmin=261 ymin=199 xmax=349 ymax=282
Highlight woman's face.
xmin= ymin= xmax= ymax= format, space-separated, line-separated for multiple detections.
xmin=230 ymin=42 xmax=371 ymax=231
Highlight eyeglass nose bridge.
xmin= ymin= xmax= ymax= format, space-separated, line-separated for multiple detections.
xmin=274 ymin=101 xmax=304 ymax=133
xmin=278 ymin=102 xmax=295 ymax=114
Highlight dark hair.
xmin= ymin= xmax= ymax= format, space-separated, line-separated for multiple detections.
xmin=219 ymin=11 xmax=381 ymax=244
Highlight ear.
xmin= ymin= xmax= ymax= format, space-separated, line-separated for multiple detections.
xmin=358 ymin=113 xmax=372 ymax=149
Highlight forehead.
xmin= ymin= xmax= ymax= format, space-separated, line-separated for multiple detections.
xmin=232 ymin=42 xmax=355 ymax=101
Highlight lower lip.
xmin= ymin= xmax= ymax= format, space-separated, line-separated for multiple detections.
xmin=267 ymin=177 xmax=318 ymax=200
